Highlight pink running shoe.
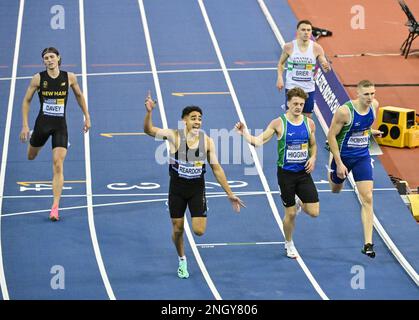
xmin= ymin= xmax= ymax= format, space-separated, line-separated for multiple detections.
xmin=49 ymin=207 xmax=59 ymax=221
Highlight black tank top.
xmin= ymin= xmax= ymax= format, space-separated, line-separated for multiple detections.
xmin=37 ymin=70 xmax=69 ymax=119
xmin=169 ymin=130 xmax=206 ymax=180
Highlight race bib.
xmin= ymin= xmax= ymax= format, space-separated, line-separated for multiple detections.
xmin=347 ymin=130 xmax=369 ymax=148
xmin=286 ymin=143 xmax=308 ymax=163
xmin=178 ymin=162 xmax=203 ymax=179
xmin=291 ymin=63 xmax=314 ymax=82
xmin=43 ymin=99 xmax=65 ymax=117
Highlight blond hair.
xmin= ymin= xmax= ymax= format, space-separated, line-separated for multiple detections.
xmin=357 ymin=80 xmax=374 ymax=89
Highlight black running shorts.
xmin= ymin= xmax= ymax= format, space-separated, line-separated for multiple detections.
xmin=168 ymin=176 xmax=207 ymax=219
xmin=30 ymin=115 xmax=68 ymax=149
xmin=277 ymin=166 xmax=319 ymax=207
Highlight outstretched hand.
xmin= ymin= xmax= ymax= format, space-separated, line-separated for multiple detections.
xmin=144 ymin=90 xmax=157 ymax=112
xmin=234 ymin=121 xmax=246 ymax=135
xmin=228 ymin=194 xmax=246 ymax=213
xmin=371 ymin=129 xmax=384 ymax=138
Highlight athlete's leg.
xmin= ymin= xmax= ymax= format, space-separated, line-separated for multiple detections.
xmin=356 ymin=180 xmax=374 ymax=245
xmin=302 ymin=91 xmax=315 ymax=118
xmin=283 ymin=206 xmax=298 ymax=242
xmin=296 ymin=173 xmax=320 ymax=217
xmin=168 ymin=180 xmax=188 ymax=258
xmin=283 ymin=205 xmax=299 ymax=258
xmin=51 ymin=147 xmax=67 ymax=208
xmin=328 ymin=177 xmax=343 ymax=193
xmin=189 ymin=181 xmax=207 ymax=236
xmin=171 ymin=217 xmax=186 ymax=257
xmin=27 ymin=144 xmax=43 ymax=160
xmin=278 ymin=168 xmax=298 ymax=241
xmin=172 ymin=216 xmax=189 ymax=278
xmin=328 ymin=154 xmax=344 ymax=193
xmin=301 ymin=202 xmax=320 ymax=217
xmin=28 ymin=118 xmax=49 ymax=160
xmin=191 ymin=217 xmax=207 ymax=237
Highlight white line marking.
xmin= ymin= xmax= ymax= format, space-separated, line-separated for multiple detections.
xmin=137 ymin=0 xmax=221 ymax=300
xmin=199 ymin=0 xmax=328 ymax=299
xmin=79 ymin=0 xmax=116 ymax=300
xmin=0 ymin=75 xmax=32 ymax=81
xmin=0 ymin=0 xmax=25 ymax=300
xmin=196 ymin=241 xmax=285 ymax=247
xmin=313 ymin=59 xmax=419 ymax=287
xmin=0 ymin=187 xmax=397 ymax=199
xmin=0 ymin=187 xmax=406 ymax=220
xmin=0 ymin=66 xmax=277 ymax=82
xmin=2 ymin=192 xmax=278 ymax=220
xmin=260 ymin=0 xmax=419 ymax=287
xmin=2 ymin=197 xmax=169 ymax=218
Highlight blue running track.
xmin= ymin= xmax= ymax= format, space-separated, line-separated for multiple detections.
xmin=0 ymin=0 xmax=417 ymax=301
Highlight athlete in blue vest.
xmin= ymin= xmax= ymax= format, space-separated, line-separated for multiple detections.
xmin=144 ymin=92 xmax=244 ymax=278
xmin=235 ymin=87 xmax=319 ymax=259
xmin=327 ymin=80 xmax=382 ymax=258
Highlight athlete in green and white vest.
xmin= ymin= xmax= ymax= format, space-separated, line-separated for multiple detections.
xmin=235 ymin=87 xmax=319 ymax=259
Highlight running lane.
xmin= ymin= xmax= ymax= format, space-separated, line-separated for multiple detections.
xmin=84 ymin=0 xmax=213 ymax=299
xmin=224 ymin=0 xmax=419 ymax=298
xmin=145 ymin=0 xmax=323 ymax=299
xmin=1 ymin=0 xmax=108 ymax=299
xmin=0 ymin=1 xmax=19 ymax=173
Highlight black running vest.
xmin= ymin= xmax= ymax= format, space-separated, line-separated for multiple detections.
xmin=37 ymin=70 xmax=69 ymax=118
xmin=169 ymin=130 xmax=206 ymax=180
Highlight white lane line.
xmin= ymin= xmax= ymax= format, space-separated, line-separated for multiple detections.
xmin=199 ymin=0 xmax=328 ymax=300
xmin=2 ymin=197 xmax=170 ymax=218
xmin=0 ymin=75 xmax=32 ymax=81
xmin=0 ymin=0 xmax=25 ymax=301
xmin=137 ymin=0 xmax=221 ymax=300
xmin=3 ymin=193 xmax=251 ymax=218
xmin=79 ymin=0 xmax=116 ymax=300
xmin=0 ymin=66 xmax=277 ymax=81
xmin=196 ymin=241 xmax=285 ymax=247
xmin=257 ymin=0 xmax=419 ymax=287
xmin=0 ymin=187 xmax=398 ymax=199
xmin=0 ymin=187 xmax=408 ymax=219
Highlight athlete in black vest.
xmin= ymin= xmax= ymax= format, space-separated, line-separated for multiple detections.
xmin=144 ymin=92 xmax=244 ymax=279
xmin=19 ymin=47 xmax=91 ymax=221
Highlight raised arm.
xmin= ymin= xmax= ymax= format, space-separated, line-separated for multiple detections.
xmin=143 ymin=92 xmax=176 ymax=144
xmin=235 ymin=118 xmax=280 ymax=147
xmin=19 ymin=74 xmax=40 ymax=142
xmin=207 ymin=137 xmax=245 ymax=212
xmin=69 ymin=72 xmax=91 ymax=133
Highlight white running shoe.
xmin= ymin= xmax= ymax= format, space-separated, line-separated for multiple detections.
xmin=285 ymin=240 xmax=298 ymax=259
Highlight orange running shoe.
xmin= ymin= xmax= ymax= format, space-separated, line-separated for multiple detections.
xmin=49 ymin=207 xmax=59 ymax=221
